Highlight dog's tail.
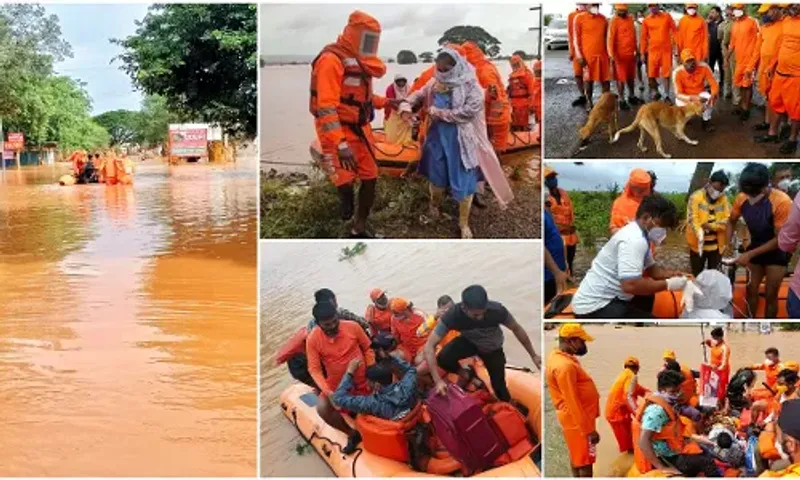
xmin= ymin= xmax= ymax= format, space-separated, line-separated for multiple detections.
xmin=611 ymin=110 xmax=641 ymax=144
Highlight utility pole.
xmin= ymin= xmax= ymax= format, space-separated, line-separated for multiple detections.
xmin=530 ymin=6 xmax=544 ymax=59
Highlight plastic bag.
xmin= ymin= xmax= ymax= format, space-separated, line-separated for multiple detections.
xmin=680 ymin=270 xmax=733 ymax=318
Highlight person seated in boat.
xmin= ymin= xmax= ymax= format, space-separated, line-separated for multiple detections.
xmin=423 ymin=285 xmax=541 ymax=403
xmin=306 ymin=288 xmax=371 ymax=333
xmin=752 ymin=369 xmax=800 ymax=425
xmin=746 ymin=348 xmax=784 ymax=389
xmin=384 ymin=74 xmax=413 ymax=144
xmin=691 ymin=426 xmax=745 ymax=468
xmin=571 ymin=194 xmax=687 ymax=318
xmin=332 ymin=352 xmax=417 ymax=422
xmin=727 ymin=162 xmax=792 ymax=319
xmin=397 ymin=48 xmax=514 ymax=239
xmin=636 ymin=369 xmax=721 ymax=477
xmin=77 ymin=155 xmax=98 ymax=184
xmin=365 ymin=288 xmax=392 ymax=336
xmin=759 ymin=400 xmax=800 ymax=477
xmin=390 ymin=297 xmax=429 ymax=364
xmin=307 ymin=300 xmax=376 ymax=454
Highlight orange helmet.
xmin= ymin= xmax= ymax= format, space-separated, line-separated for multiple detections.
xmin=369 ymin=288 xmax=385 ymax=302
xmin=680 ymin=48 xmax=696 ymax=63
xmin=339 ymin=10 xmax=386 ymax=77
xmin=390 ymin=297 xmax=410 ymax=313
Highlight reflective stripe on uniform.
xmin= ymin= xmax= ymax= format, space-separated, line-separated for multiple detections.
xmin=343 ymin=57 xmax=358 ymax=67
xmin=320 ymin=121 xmax=342 ymax=132
xmin=317 ymin=107 xmax=337 ymax=117
xmin=343 ymin=76 xmax=362 ymax=87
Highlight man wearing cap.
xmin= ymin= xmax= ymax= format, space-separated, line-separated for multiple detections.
xmin=365 ymin=288 xmax=392 ymax=336
xmin=764 ymin=4 xmax=800 ymax=155
xmin=546 ymin=323 xmax=600 ymax=477
xmin=673 ymin=48 xmax=720 ymax=131
xmin=608 ymin=4 xmax=643 ymax=109
xmin=753 ymin=5 xmax=785 ymax=137
xmin=573 ymin=3 xmax=611 ymax=109
xmin=677 ymin=4 xmax=709 ymax=64
xmin=760 ymin=399 xmax=800 ymax=476
xmin=389 ymin=297 xmax=428 ymax=364
xmin=306 ymin=301 xmax=377 ymax=452
xmin=545 ymin=166 xmax=578 ymax=275
xmin=606 ymin=356 xmax=650 ymax=454
xmin=568 ymin=4 xmax=590 ymax=107
xmin=610 ymin=169 xmax=653 ymax=234
xmin=728 ymin=3 xmax=760 ymax=121
xmin=641 ymin=4 xmax=678 ymax=101
xmin=663 ymin=356 xmax=700 ymax=408
xmin=575 ymin=194 xmax=686 ymax=318
xmin=424 ymin=285 xmax=541 ymax=403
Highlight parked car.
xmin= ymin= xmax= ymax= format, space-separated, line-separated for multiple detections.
xmin=544 ymin=18 xmax=568 ymax=50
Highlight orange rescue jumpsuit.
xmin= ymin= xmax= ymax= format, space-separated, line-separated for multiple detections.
xmin=549 ymin=187 xmax=579 ymax=247
xmin=605 ymin=368 xmax=649 ymax=453
xmin=673 ymin=62 xmax=720 ymax=99
xmin=391 ymin=310 xmax=428 ymax=362
xmin=532 ymin=60 xmax=542 ymax=137
xmin=508 ymin=55 xmax=536 ymax=129
xmin=769 ymin=16 xmax=800 ymax=121
xmin=750 ymin=359 xmax=783 ymax=389
xmin=306 ymin=320 xmax=376 ymax=397
xmin=546 ymin=349 xmax=600 ymax=468
xmin=574 ymin=12 xmax=610 ymax=82
xmin=310 ymin=12 xmax=387 ymax=187
xmin=365 ymin=304 xmax=393 ymax=335
xmin=641 ymin=11 xmax=677 ymax=78
xmin=755 ymin=19 xmax=783 ymax=99
xmin=706 ymin=339 xmax=732 ymax=395
xmin=608 ymin=14 xmax=638 ymax=83
xmin=679 ymin=363 xmax=699 ymax=407
xmin=463 ymin=41 xmax=511 ymax=152
xmin=569 ymin=9 xmax=589 ymax=77
xmin=730 ymin=15 xmax=760 ymax=88
xmin=609 ymin=169 xmax=651 ymax=232
xmin=677 ymin=13 xmax=709 ymax=62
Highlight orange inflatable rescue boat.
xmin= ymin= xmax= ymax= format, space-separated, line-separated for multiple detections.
xmin=309 ymin=128 xmax=539 ymax=178
xmin=280 ymin=364 xmax=541 ymax=477
xmin=545 ymin=275 xmax=791 ymax=319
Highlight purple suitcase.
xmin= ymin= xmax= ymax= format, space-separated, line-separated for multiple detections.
xmin=425 ymin=383 xmax=506 ymax=472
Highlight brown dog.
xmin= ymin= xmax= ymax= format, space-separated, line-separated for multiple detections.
xmin=611 ymin=100 xmax=705 ymax=158
xmin=575 ymin=92 xmax=619 ymax=153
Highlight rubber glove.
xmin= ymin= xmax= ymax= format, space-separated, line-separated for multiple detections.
xmin=666 ymin=276 xmax=688 ymax=291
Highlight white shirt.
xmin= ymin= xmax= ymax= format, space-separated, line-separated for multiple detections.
xmin=572 ymin=221 xmax=655 ymax=314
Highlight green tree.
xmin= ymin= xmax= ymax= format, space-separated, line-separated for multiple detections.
xmin=438 ymin=26 xmax=502 ymax=58
xmin=114 ymin=4 xmax=257 ymax=138
xmin=419 ymin=51 xmax=434 ymax=63
xmin=94 ymin=109 xmax=142 ymax=146
xmin=396 ymin=50 xmax=417 ymax=65
xmin=137 ymin=94 xmax=179 ymax=147
xmin=544 ymin=14 xmax=553 ymax=26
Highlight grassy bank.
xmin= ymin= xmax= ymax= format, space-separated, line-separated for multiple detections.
xmin=544 ymin=391 xmax=571 ymax=478
xmin=261 ymin=171 xmax=541 ymax=239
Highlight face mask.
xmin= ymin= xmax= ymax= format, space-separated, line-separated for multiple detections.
xmin=765 ymin=358 xmax=775 ymax=366
xmin=650 ymin=7 xmax=660 ymax=15
xmin=734 ymin=9 xmax=744 ymax=18
xmin=648 ymin=226 xmax=667 ymax=246
xmin=687 ymin=8 xmax=697 ymax=15
xmin=589 ymin=6 xmax=599 ymax=14
xmin=665 ymin=392 xmax=681 ymax=403
xmin=618 ymin=11 xmax=628 ymax=17
xmin=707 ymin=186 xmax=722 ymax=200
xmin=777 ymin=178 xmax=792 ymax=192
xmin=545 ymin=177 xmax=558 ymax=189
xmin=711 ymin=339 xmax=720 ymax=346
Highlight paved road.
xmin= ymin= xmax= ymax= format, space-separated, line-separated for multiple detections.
xmin=543 ymin=48 xmax=795 ymax=159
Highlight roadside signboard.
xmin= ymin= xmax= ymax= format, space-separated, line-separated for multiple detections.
xmin=6 ymin=132 xmax=24 ymax=151
xmin=2 ymin=150 xmax=13 ymax=160
xmin=169 ymin=126 xmax=207 ymax=157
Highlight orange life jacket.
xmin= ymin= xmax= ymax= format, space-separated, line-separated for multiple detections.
xmin=309 ymin=43 xmax=374 ymax=127
xmin=275 ymin=327 xmax=308 ymax=364
xmin=484 ymin=401 xmax=535 ymax=466
xmin=679 ymin=365 xmax=698 ymax=406
xmin=632 ymin=394 xmax=702 ymax=473
xmin=356 ymin=403 xmax=422 ymax=463
xmin=508 ymin=77 xmax=530 ymax=99
xmin=365 ymin=304 xmax=393 ymax=334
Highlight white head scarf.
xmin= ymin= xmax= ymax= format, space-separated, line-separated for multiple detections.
xmin=393 ymin=74 xmax=410 ymax=100
xmin=434 ymin=47 xmax=476 ymax=88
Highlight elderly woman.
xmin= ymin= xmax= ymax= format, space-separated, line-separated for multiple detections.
xmin=400 ymin=48 xmax=513 ymax=238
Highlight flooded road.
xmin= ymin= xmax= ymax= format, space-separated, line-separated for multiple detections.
xmin=544 ymin=324 xmax=799 ymax=477
xmin=260 ymin=61 xmax=538 ymax=173
xmin=260 ymin=241 xmax=541 ymax=476
xmin=543 ymin=49 xmax=782 ymax=159
xmin=0 ymin=158 xmax=257 ymax=475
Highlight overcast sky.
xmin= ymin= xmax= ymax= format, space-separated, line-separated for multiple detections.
xmin=261 ymin=4 xmax=539 ymax=58
xmin=548 ymin=161 xmax=763 ymax=193
xmin=46 ymin=4 xmax=149 ymax=115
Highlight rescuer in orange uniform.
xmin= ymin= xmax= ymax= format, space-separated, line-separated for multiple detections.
xmin=662 ymin=351 xmax=700 ymax=408
xmin=673 ymin=48 xmax=720 ymax=130
xmin=610 ymin=169 xmax=652 ymax=234
xmin=389 ymin=297 xmax=429 ymax=364
xmin=507 ymin=54 xmax=536 ymax=131
xmin=310 ymin=11 xmax=387 ymax=238
xmin=545 ymin=166 xmax=578 ymax=274
xmin=568 ymin=4 xmax=590 ymax=107
xmin=753 ymin=4 xmax=785 ymax=137
xmin=727 ymin=3 xmax=760 ymax=121
xmin=608 ymin=4 xmax=643 ymax=110
xmin=759 ymin=400 xmax=800 ymax=478
xmin=641 ymin=4 xmax=677 ymax=102
xmin=532 ymin=59 xmax=543 ymax=138
xmin=703 ymin=326 xmax=732 ymax=396
xmin=676 ymin=3 xmax=709 ymax=64
xmin=546 ymin=324 xmax=600 ymax=477
xmin=765 ymin=4 xmax=800 ymax=155
xmin=462 ymin=41 xmax=511 ymax=154
xmin=747 ymin=347 xmax=784 ymax=389
xmin=364 ymin=288 xmax=392 ymax=336
xmin=605 ymin=356 xmax=650 ymax=454
xmin=573 ymin=3 xmax=610 ymax=109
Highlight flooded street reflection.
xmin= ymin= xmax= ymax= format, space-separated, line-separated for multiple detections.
xmin=0 ymin=160 xmax=256 ymax=476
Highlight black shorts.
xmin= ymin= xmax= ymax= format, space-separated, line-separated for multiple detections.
xmin=748 ymin=247 xmax=790 ymax=267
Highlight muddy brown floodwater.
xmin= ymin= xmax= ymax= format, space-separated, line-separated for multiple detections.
xmin=544 ymin=324 xmax=800 ymax=478
xmin=0 ymin=156 xmax=257 ymax=476
xmin=260 ymin=241 xmax=541 ymax=477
